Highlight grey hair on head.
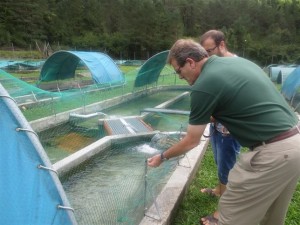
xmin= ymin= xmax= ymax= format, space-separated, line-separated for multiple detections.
xmin=167 ymin=39 xmax=208 ymax=66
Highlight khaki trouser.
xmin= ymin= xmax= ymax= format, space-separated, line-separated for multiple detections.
xmin=218 ymin=134 xmax=300 ymax=225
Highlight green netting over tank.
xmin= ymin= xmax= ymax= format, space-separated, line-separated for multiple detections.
xmin=0 ymin=68 xmax=128 ymax=122
xmin=134 ymin=50 xmax=170 ymax=87
xmin=38 ymin=90 xmax=190 ymax=163
xmin=0 ymin=68 xmax=61 ymax=105
xmin=0 ymin=50 xmax=185 ymax=123
xmin=60 ymin=134 xmax=183 ymax=225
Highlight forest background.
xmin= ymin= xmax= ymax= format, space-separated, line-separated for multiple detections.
xmin=0 ymin=0 xmax=300 ymax=66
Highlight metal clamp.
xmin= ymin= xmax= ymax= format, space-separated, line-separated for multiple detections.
xmin=16 ymin=127 xmax=38 ymax=137
xmin=37 ymin=164 xmax=58 ymax=175
xmin=0 ymin=95 xmax=17 ymax=103
xmin=57 ymin=205 xmax=75 ymax=212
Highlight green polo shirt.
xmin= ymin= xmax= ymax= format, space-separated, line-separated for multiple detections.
xmin=189 ymin=55 xmax=298 ymax=147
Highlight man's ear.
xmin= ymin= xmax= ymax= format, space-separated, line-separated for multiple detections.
xmin=219 ymin=41 xmax=228 ymax=52
xmin=219 ymin=40 xmax=226 ymax=48
xmin=186 ymin=57 xmax=195 ymax=69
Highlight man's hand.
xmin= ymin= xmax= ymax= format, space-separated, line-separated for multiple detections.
xmin=147 ymin=154 xmax=162 ymax=167
xmin=147 ymin=124 xmax=207 ymax=168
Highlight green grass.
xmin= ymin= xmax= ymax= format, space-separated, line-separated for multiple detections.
xmin=173 ymin=145 xmax=300 ymax=224
xmin=173 ymin=146 xmax=218 ymax=225
xmin=0 ymin=50 xmax=43 ymax=59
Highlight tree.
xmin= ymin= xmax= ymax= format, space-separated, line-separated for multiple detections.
xmin=0 ymin=0 xmax=49 ymax=48
xmin=0 ymin=0 xmax=300 ymax=64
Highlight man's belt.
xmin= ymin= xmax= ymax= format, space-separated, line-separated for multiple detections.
xmin=250 ymin=123 xmax=300 ymax=150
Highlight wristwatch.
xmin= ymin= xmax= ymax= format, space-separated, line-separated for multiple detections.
xmin=160 ymin=152 xmax=168 ymax=161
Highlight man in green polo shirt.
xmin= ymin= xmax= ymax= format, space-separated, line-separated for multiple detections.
xmin=148 ymin=38 xmax=300 ymax=225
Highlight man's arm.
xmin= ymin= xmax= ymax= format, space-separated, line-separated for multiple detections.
xmin=147 ymin=124 xmax=207 ymax=167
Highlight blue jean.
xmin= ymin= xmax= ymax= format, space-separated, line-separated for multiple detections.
xmin=210 ymin=123 xmax=241 ymax=185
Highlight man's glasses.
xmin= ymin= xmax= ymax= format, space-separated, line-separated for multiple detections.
xmin=206 ymin=45 xmax=218 ymax=53
xmin=175 ymin=61 xmax=187 ymax=75
xmin=175 ymin=67 xmax=182 ymax=75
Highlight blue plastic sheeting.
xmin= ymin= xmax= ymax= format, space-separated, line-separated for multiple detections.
xmin=0 ymin=84 xmax=77 ymax=225
xmin=281 ymin=66 xmax=300 ymax=100
xmin=40 ymin=51 xmax=125 ymax=85
xmin=134 ymin=50 xmax=169 ymax=87
xmin=269 ymin=65 xmax=284 ymax=81
xmin=276 ymin=67 xmax=296 ymax=84
xmin=0 ymin=60 xmax=44 ymax=70
xmin=0 ymin=60 xmax=23 ymax=69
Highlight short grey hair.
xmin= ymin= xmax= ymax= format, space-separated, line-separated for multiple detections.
xmin=167 ymin=39 xmax=208 ymax=66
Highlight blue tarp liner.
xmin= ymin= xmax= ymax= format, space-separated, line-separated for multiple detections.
xmin=276 ymin=67 xmax=296 ymax=84
xmin=39 ymin=51 xmax=125 ymax=85
xmin=269 ymin=65 xmax=283 ymax=81
xmin=281 ymin=66 xmax=300 ymax=100
xmin=0 ymin=60 xmax=44 ymax=70
xmin=0 ymin=83 xmax=77 ymax=225
xmin=268 ymin=65 xmax=297 ymax=82
xmin=134 ymin=50 xmax=169 ymax=87
xmin=0 ymin=60 xmax=20 ymax=69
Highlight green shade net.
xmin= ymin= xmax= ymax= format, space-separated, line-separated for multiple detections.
xmin=134 ymin=50 xmax=170 ymax=87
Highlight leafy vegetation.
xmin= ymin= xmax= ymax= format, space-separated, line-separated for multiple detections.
xmin=0 ymin=0 xmax=300 ymax=65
